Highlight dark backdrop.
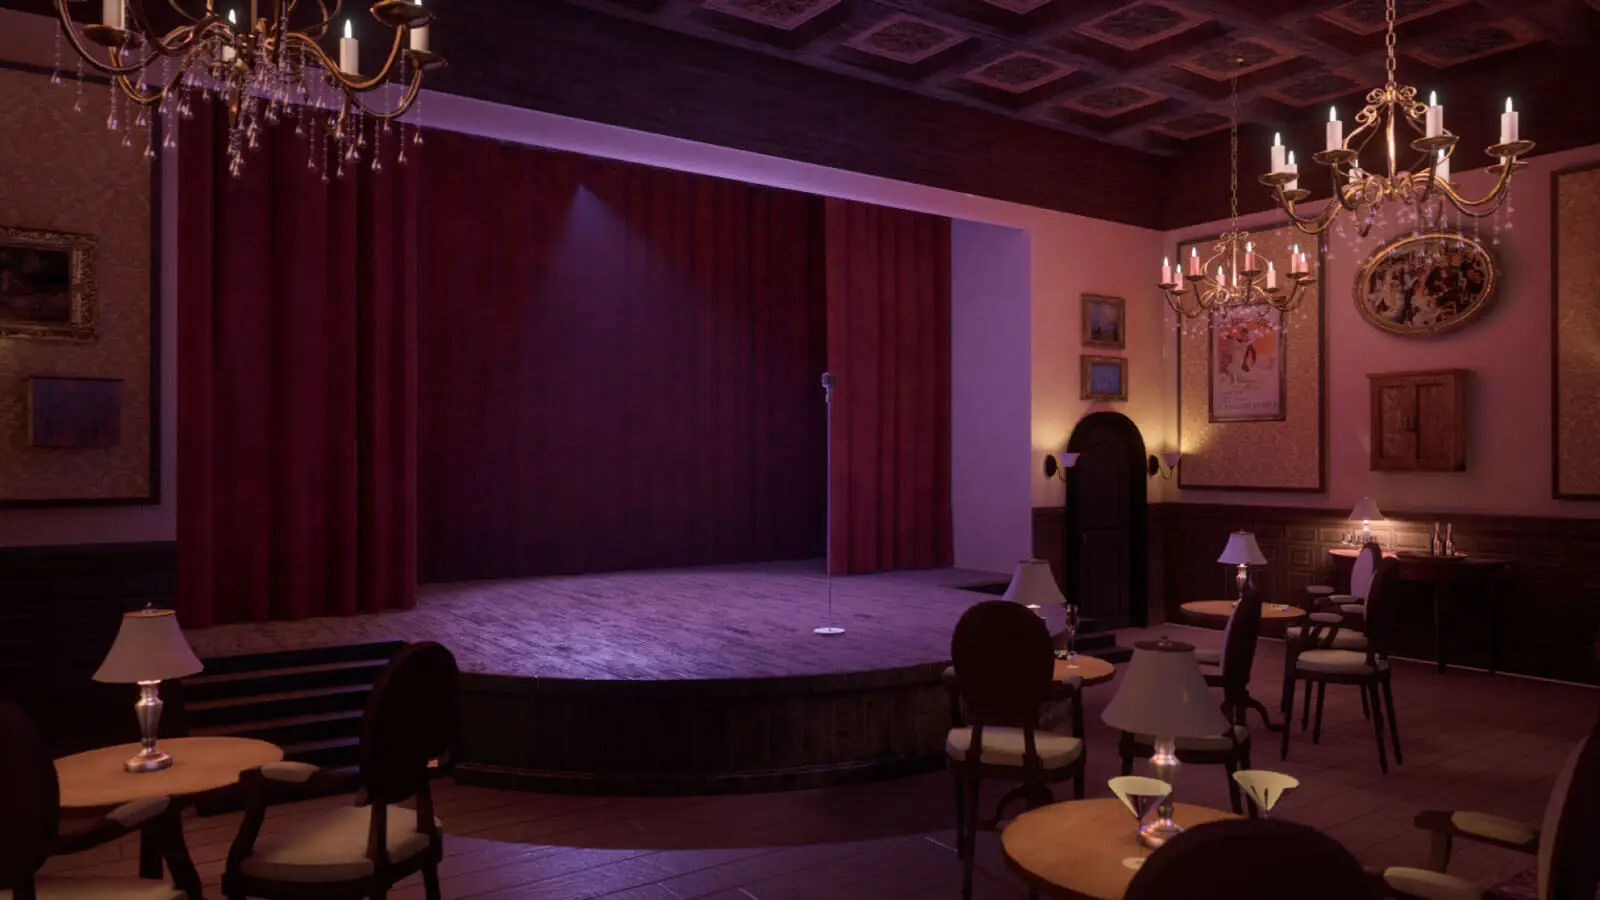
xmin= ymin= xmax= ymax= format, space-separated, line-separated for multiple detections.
xmin=416 ymin=133 xmax=829 ymax=582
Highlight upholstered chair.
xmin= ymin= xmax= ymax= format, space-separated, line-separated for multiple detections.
xmin=947 ymin=601 xmax=1084 ymax=900
xmin=222 ymin=642 xmax=459 ymax=900
xmin=1383 ymin=709 xmax=1600 ymax=900
xmin=1124 ymin=819 xmax=1382 ymax=900
xmin=0 ymin=701 xmax=187 ymax=900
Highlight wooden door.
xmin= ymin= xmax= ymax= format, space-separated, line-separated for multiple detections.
xmin=1064 ymin=412 xmax=1148 ymax=630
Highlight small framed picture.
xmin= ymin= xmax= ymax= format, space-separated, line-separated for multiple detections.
xmin=1081 ymin=294 xmax=1125 ymax=350
xmin=1081 ymin=355 xmax=1127 ymax=401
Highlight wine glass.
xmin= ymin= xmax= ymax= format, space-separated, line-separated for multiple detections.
xmin=1061 ymin=604 xmax=1081 ymax=663
xmin=1109 ymin=776 xmax=1171 ymax=869
xmin=1232 ymin=770 xmax=1299 ymax=819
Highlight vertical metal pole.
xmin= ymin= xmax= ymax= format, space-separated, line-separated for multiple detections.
xmin=816 ymin=373 xmax=843 ymax=635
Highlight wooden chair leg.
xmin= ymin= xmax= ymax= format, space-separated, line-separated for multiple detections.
xmin=1359 ymin=685 xmax=1371 ymax=720
xmin=952 ymin=771 xmax=966 ymax=857
xmin=962 ymin=777 xmax=981 ymax=900
xmin=1223 ymin=759 xmax=1243 ymax=815
xmin=1312 ymin=683 xmax=1327 ymax=744
xmin=1120 ymin=752 xmax=1134 ymax=777
xmin=1280 ymin=678 xmax=1296 ymax=761
xmin=1381 ymin=678 xmax=1403 ymax=766
xmin=1301 ymin=679 xmax=1315 ymax=731
xmin=423 ymin=863 xmax=442 ymax=900
xmin=1368 ymin=684 xmax=1389 ymax=775
xmin=1073 ymin=766 xmax=1085 ymax=800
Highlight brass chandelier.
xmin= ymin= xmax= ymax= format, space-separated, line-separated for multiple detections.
xmin=53 ymin=0 xmax=445 ymax=175
xmin=1160 ymin=59 xmax=1314 ymax=319
xmin=1259 ymin=0 xmax=1532 ymax=236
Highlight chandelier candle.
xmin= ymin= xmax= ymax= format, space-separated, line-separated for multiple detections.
xmin=340 ymin=21 xmax=358 ymax=74
xmin=102 ymin=0 xmax=123 ymax=31
xmin=1243 ymin=243 xmax=1256 ymax=273
xmin=1270 ymin=133 xmax=1286 ymax=174
xmin=411 ymin=0 xmax=429 ymax=52
xmin=222 ymin=9 xmax=237 ymax=61
xmin=1326 ymin=108 xmax=1342 ymax=152
xmin=1187 ymin=247 xmax=1200 ymax=277
xmin=1435 ymin=150 xmax=1450 ymax=183
xmin=1266 ymin=261 xmax=1277 ymax=291
xmin=1283 ymin=152 xmax=1298 ymax=191
xmin=1162 ymin=258 xmax=1172 ymax=285
xmin=1426 ymin=92 xmax=1443 ymax=138
xmin=1501 ymin=99 xmax=1518 ymax=144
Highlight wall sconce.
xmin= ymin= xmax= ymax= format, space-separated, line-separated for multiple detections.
xmin=1043 ymin=452 xmax=1079 ymax=481
xmin=1147 ymin=451 xmax=1181 ymax=479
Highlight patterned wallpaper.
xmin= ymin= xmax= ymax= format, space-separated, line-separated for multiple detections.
xmin=1555 ymin=164 xmax=1600 ymax=498
xmin=0 ymin=68 xmax=151 ymax=502
xmin=1176 ymin=225 xmax=1325 ymax=490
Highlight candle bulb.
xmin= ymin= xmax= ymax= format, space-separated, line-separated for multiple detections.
xmin=1243 ymin=242 xmax=1256 ymax=273
xmin=1162 ymin=257 xmax=1173 ymax=285
xmin=1290 ymin=244 xmax=1303 ymax=275
xmin=410 ymin=0 xmax=430 ymax=52
xmin=222 ymin=9 xmax=237 ymax=61
xmin=1217 ymin=265 xmax=1225 ymax=288
xmin=1425 ymin=91 xmax=1443 ymax=138
xmin=1284 ymin=151 xmax=1298 ymax=192
xmin=1326 ymin=106 xmax=1342 ymax=152
xmin=340 ymin=19 xmax=359 ymax=75
xmin=1188 ymin=247 xmax=1201 ymax=277
xmin=1435 ymin=149 xmax=1450 ymax=184
xmin=1500 ymin=97 xmax=1518 ymax=145
xmin=1270 ymin=132 xmax=1286 ymax=174
xmin=1266 ymin=261 xmax=1277 ymax=291
xmin=103 ymin=0 xmax=124 ymax=30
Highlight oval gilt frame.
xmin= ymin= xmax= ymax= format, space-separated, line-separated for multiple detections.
xmin=1354 ymin=232 xmax=1497 ymax=337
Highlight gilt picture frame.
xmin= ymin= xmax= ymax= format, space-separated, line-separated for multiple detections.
xmin=0 ymin=225 xmax=99 ymax=342
xmin=1081 ymin=293 xmax=1126 ymax=350
xmin=1355 ymin=232 xmax=1497 ymax=337
xmin=1081 ymin=355 xmax=1128 ymax=401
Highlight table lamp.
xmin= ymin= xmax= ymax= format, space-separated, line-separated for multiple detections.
xmin=1349 ymin=497 xmax=1384 ymax=545
xmin=1101 ymin=638 xmax=1229 ymax=848
xmin=1217 ymin=531 xmax=1267 ymax=606
xmin=94 ymin=606 xmax=204 ymax=773
xmin=1002 ymin=558 xmax=1066 ymax=619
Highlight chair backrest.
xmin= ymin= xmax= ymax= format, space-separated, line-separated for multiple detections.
xmin=359 ymin=642 xmax=461 ymax=805
xmin=1361 ymin=558 xmax=1402 ymax=657
xmin=1538 ymin=710 xmax=1600 ymax=900
xmin=1217 ymin=578 xmax=1265 ymax=713
xmin=1124 ymin=819 xmax=1381 ymax=900
xmin=950 ymin=600 xmax=1054 ymax=729
xmin=1350 ymin=542 xmax=1381 ymax=602
xmin=0 ymin=702 xmax=60 ymax=893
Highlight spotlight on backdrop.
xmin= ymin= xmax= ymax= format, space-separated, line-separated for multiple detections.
xmin=816 ymin=372 xmax=844 ymax=636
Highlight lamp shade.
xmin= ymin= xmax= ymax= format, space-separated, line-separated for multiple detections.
xmin=1002 ymin=559 xmax=1067 ymax=608
xmin=94 ymin=608 xmax=204 ymax=684
xmin=1059 ymin=452 xmax=1080 ymax=468
xmin=1159 ymin=451 xmax=1181 ymax=471
xmin=1349 ymin=497 xmax=1384 ymax=522
xmin=1102 ymin=639 xmax=1230 ymax=738
xmin=1216 ymin=531 xmax=1267 ymax=567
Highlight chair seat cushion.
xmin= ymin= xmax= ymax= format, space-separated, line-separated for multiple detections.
xmin=239 ymin=804 xmax=438 ymax=883
xmin=946 ymin=727 xmax=1083 ymax=769
xmin=1327 ymin=594 xmax=1358 ymax=605
xmin=1285 ymin=626 xmax=1369 ymax=651
xmin=1133 ymin=724 xmax=1251 ymax=752
xmin=1194 ymin=648 xmax=1220 ymax=666
xmin=1450 ymin=811 xmax=1537 ymax=846
xmin=1305 ymin=585 xmax=1335 ymax=596
xmin=1340 ymin=604 xmax=1366 ymax=616
xmin=0 ymin=877 xmax=185 ymax=900
xmin=1382 ymin=867 xmax=1485 ymax=900
xmin=1295 ymin=649 xmax=1387 ymax=675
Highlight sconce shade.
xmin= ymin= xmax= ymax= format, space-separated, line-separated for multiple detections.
xmin=1002 ymin=559 xmax=1066 ymax=608
xmin=1102 ymin=639 xmax=1230 ymax=738
xmin=1159 ymin=451 xmax=1181 ymax=471
xmin=1349 ymin=497 xmax=1384 ymax=522
xmin=1216 ymin=531 xmax=1267 ymax=567
xmin=1060 ymin=452 xmax=1079 ymax=468
xmin=94 ymin=608 xmax=204 ymax=684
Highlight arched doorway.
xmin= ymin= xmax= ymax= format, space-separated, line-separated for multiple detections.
xmin=1064 ymin=412 xmax=1148 ymax=629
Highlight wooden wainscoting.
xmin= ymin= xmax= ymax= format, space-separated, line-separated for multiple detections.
xmin=1152 ymin=504 xmax=1600 ymax=685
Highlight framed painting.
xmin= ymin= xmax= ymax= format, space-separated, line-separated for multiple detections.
xmin=28 ymin=377 xmax=122 ymax=449
xmin=1208 ymin=304 xmax=1287 ymax=423
xmin=1355 ymin=233 xmax=1496 ymax=336
xmin=1082 ymin=294 xmax=1126 ymax=349
xmin=0 ymin=225 xmax=99 ymax=342
xmin=1081 ymin=355 xmax=1127 ymax=401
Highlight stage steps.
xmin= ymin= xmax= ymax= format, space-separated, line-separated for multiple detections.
xmin=182 ymin=640 xmax=404 ymax=795
xmin=958 ymin=580 xmax=1133 ymax=663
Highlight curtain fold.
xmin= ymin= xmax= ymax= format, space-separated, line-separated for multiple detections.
xmin=824 ymin=198 xmax=953 ymax=575
xmin=176 ymin=107 xmax=417 ymax=626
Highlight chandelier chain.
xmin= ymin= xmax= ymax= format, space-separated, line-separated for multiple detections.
xmin=1384 ymin=0 xmax=1397 ymax=85
xmin=1228 ymin=62 xmax=1240 ymax=228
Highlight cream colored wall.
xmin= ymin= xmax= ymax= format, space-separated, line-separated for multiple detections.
xmin=1162 ymin=141 xmax=1600 ymax=518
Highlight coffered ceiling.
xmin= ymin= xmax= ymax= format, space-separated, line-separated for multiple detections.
xmin=563 ymin=0 xmax=1598 ymax=152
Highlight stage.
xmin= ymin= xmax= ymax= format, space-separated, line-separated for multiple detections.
xmin=186 ymin=561 xmax=1008 ymax=794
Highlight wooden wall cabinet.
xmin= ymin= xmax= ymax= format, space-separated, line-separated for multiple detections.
xmin=1369 ymin=370 xmax=1468 ymax=472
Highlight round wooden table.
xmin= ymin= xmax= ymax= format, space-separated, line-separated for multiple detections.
xmin=1002 ymin=798 xmax=1239 ymax=899
xmin=1181 ymin=600 xmax=1305 ymax=622
xmin=55 ymin=737 xmax=282 ymax=898
xmin=942 ymin=655 xmax=1116 ymax=692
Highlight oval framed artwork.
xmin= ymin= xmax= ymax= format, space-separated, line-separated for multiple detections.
xmin=1354 ymin=233 xmax=1498 ymax=336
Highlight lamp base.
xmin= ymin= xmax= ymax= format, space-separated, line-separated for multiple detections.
xmin=813 ymin=626 xmax=845 ymax=635
xmin=124 ymin=747 xmax=173 ymax=773
xmin=1137 ymin=815 xmax=1183 ymax=849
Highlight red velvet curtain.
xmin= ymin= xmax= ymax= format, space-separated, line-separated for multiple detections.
xmin=176 ymin=107 xmax=418 ymax=627
xmin=824 ymin=198 xmax=953 ymax=574
xmin=416 ymin=133 xmax=827 ymax=582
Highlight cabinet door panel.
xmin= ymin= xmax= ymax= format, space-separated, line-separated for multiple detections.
xmin=1375 ymin=384 xmax=1418 ymax=470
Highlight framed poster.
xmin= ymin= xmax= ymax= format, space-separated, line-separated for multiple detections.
xmin=1209 ymin=304 xmax=1286 ymax=423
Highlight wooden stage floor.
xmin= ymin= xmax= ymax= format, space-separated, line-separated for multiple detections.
xmin=185 ymin=561 xmax=1004 ymax=680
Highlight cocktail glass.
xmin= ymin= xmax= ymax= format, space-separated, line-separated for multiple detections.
xmin=1110 ymin=775 xmax=1172 ymax=869
xmin=1232 ymin=770 xmax=1300 ymax=818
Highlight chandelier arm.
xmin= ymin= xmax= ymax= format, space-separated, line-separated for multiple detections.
xmin=345 ymin=66 xmax=423 ymax=120
xmin=285 ymin=26 xmax=403 ymax=93
xmin=124 ymin=1 xmax=208 ymax=56
xmin=166 ymin=0 xmax=207 ymax=23
xmin=112 ymin=45 xmax=202 ymax=105
xmin=1429 ymin=168 xmax=1516 ymax=216
xmin=52 ymin=2 xmax=169 ymax=75
xmin=1276 ymin=187 xmax=1340 ymax=235
xmin=301 ymin=0 xmax=343 ymax=42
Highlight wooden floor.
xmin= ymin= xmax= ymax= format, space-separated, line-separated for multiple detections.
xmin=184 ymin=562 xmax=1002 ymax=679
xmin=47 ymin=622 xmax=1594 ymax=899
